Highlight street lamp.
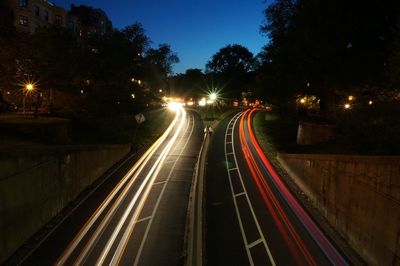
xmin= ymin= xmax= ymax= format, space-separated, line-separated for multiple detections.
xmin=23 ymin=83 xmax=35 ymax=114
xmin=208 ymin=91 xmax=218 ymax=120
xmin=26 ymin=83 xmax=34 ymax=91
xmin=209 ymin=92 xmax=217 ymax=102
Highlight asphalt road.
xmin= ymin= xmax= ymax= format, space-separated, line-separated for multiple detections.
xmin=18 ymin=107 xmax=203 ymax=265
xmin=205 ymin=109 xmax=348 ymax=266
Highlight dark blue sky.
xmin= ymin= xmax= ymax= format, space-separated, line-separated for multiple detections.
xmin=53 ymin=0 xmax=268 ymax=73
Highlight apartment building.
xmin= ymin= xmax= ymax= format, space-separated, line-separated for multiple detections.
xmin=6 ymin=0 xmax=68 ymax=33
xmin=5 ymin=0 xmax=112 ymax=36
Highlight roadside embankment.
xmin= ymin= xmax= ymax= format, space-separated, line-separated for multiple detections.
xmin=277 ymin=153 xmax=400 ymax=265
xmin=0 ymin=108 xmax=174 ymax=264
xmin=0 ymin=144 xmax=130 ymax=264
xmin=253 ymin=110 xmax=400 ymax=265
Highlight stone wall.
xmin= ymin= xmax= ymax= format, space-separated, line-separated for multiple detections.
xmin=0 ymin=144 xmax=129 ymax=263
xmin=277 ymin=153 xmax=400 ymax=265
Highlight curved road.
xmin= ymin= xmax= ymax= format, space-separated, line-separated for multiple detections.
xmin=206 ymin=109 xmax=348 ymax=265
xmin=20 ymin=107 xmax=203 ymax=265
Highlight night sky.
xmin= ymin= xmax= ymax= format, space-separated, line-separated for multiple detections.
xmin=52 ymin=0 xmax=267 ymax=73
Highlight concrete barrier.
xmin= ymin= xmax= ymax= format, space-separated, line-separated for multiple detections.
xmin=296 ymin=121 xmax=336 ymax=145
xmin=0 ymin=144 xmax=129 ymax=263
xmin=277 ymin=153 xmax=400 ymax=265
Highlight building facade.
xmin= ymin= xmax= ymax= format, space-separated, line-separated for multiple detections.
xmin=6 ymin=0 xmax=68 ymax=33
xmin=5 ymin=1 xmax=112 ymax=36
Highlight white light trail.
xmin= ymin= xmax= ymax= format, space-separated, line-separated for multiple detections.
xmin=57 ymin=109 xmax=182 ymax=266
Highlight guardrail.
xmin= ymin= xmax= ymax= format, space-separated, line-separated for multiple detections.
xmin=185 ymin=130 xmax=207 ymax=266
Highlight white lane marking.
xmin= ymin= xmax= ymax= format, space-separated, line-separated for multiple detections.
xmin=248 ymin=238 xmax=263 ymax=249
xmin=224 ymin=112 xmax=276 ymax=266
xmin=234 ymin=112 xmax=276 ymax=265
xmin=153 ymin=181 xmax=167 ymax=186
xmin=235 ymin=192 xmax=246 ymax=197
xmin=66 ymin=111 xmax=183 ymax=266
xmin=135 ymin=216 xmax=152 ymax=224
xmin=228 ymin=167 xmax=238 ymax=171
xmin=105 ymin=109 xmax=187 ymax=266
xmin=224 ymin=113 xmax=253 ymax=265
xmin=132 ymin=112 xmax=195 ymax=266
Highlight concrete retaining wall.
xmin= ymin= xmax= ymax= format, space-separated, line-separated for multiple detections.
xmin=277 ymin=153 xmax=400 ymax=265
xmin=0 ymin=144 xmax=130 ymax=263
xmin=296 ymin=121 xmax=336 ymax=145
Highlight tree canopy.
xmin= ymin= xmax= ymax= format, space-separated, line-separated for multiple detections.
xmin=257 ymin=0 xmax=400 ymax=106
xmin=0 ymin=21 xmax=179 ymax=115
xmin=205 ymin=44 xmax=255 ymax=98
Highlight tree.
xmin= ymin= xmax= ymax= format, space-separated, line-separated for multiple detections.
xmin=206 ymin=44 xmax=254 ymax=74
xmin=258 ymin=0 xmax=400 ymax=109
xmin=170 ymin=68 xmax=205 ymax=97
xmin=205 ymin=44 xmax=255 ymax=97
xmin=142 ymin=44 xmax=179 ymax=92
xmin=122 ymin=22 xmax=150 ymax=56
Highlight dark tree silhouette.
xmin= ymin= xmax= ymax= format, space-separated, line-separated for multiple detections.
xmin=206 ymin=44 xmax=255 ymax=98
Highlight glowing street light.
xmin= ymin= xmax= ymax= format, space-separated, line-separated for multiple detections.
xmin=209 ymin=92 xmax=217 ymax=102
xmin=23 ymin=83 xmax=35 ymax=115
xmin=344 ymin=103 xmax=351 ymax=109
xmin=26 ymin=83 xmax=34 ymax=91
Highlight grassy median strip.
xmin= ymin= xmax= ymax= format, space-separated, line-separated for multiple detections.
xmin=253 ymin=110 xmax=298 ymax=158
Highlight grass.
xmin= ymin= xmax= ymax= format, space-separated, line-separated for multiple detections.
xmin=0 ymin=114 xmax=69 ymax=124
xmin=253 ymin=107 xmax=400 ymax=156
xmin=0 ymin=108 xmax=175 ymax=146
xmin=253 ymin=110 xmax=299 ymax=158
xmin=72 ymin=108 xmax=174 ymax=145
xmin=195 ymin=106 xmax=240 ymax=128
xmin=134 ymin=108 xmax=175 ymax=146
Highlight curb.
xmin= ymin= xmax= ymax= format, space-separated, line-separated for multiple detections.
xmin=184 ymin=109 xmax=239 ymax=266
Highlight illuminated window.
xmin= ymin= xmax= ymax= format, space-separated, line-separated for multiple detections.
xmin=18 ymin=0 xmax=28 ymax=7
xmin=19 ymin=16 xmax=28 ymax=26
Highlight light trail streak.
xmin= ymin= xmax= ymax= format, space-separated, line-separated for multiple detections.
xmin=57 ymin=108 xmax=183 ymax=265
xmin=101 ymin=108 xmax=186 ymax=265
xmin=224 ymin=112 xmax=276 ymax=266
xmin=244 ymin=109 xmax=348 ymax=266
xmin=131 ymin=112 xmax=195 ymax=266
xmin=239 ymin=110 xmax=315 ymax=266
xmin=241 ymin=110 xmax=347 ymax=265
